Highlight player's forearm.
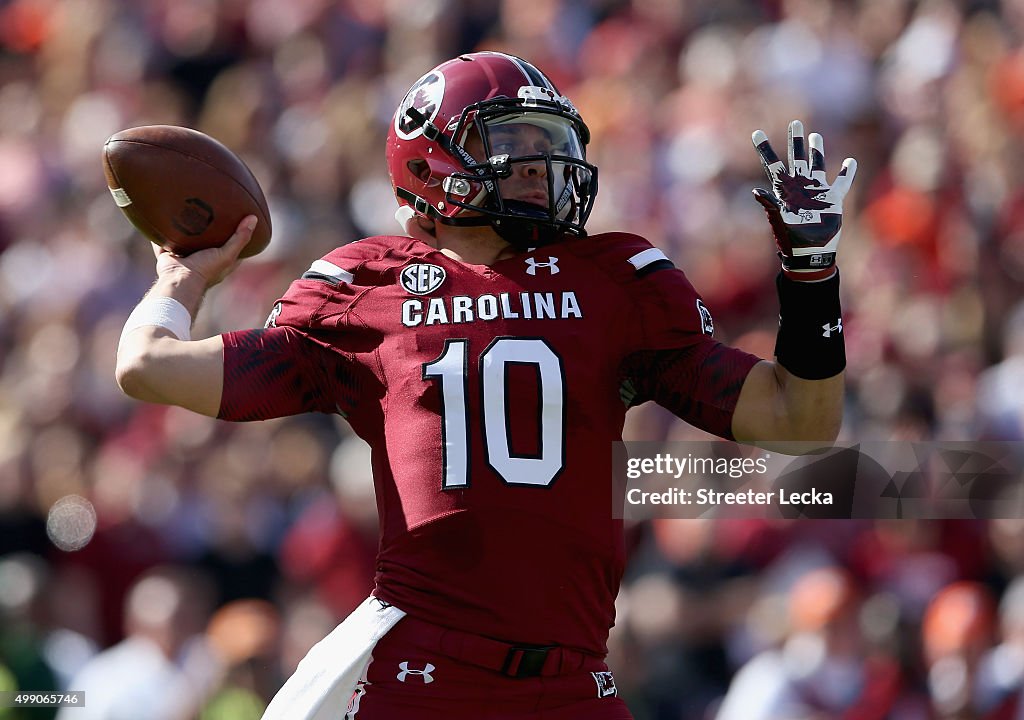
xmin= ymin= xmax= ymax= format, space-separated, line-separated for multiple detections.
xmin=115 ymin=332 xmax=224 ymax=415
xmin=772 ymin=363 xmax=844 ymax=441
xmin=732 ymin=360 xmax=843 ymax=444
xmin=116 ymin=270 xmax=224 ymax=416
xmin=732 ymin=272 xmax=846 ymax=444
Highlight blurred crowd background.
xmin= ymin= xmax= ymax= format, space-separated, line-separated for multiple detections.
xmin=2 ymin=0 xmax=1024 ymax=718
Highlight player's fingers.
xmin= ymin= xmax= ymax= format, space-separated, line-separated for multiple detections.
xmin=752 ymin=130 xmax=786 ymax=181
xmin=788 ymin=120 xmax=808 ymax=178
xmin=830 ymin=158 xmax=858 ymax=199
xmin=234 ymin=214 xmax=258 ymax=237
xmin=222 ymin=215 xmax=257 ymax=259
xmin=752 ymin=187 xmax=781 ymax=210
xmin=809 ymin=132 xmax=825 ymax=182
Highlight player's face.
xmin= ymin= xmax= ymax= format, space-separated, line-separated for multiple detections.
xmin=465 ymin=121 xmax=570 ymax=208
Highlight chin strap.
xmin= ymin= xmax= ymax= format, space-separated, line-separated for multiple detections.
xmin=489 ymin=200 xmax=570 ymax=250
xmin=394 ymin=187 xmax=491 ymax=228
xmin=394 ymin=187 xmax=577 ymax=250
xmin=493 ymin=219 xmax=555 ymax=249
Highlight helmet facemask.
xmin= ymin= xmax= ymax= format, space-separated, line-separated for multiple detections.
xmin=440 ymin=98 xmax=598 ymax=250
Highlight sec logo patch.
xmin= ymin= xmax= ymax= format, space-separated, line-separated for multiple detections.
xmin=400 ymin=263 xmax=446 ymax=295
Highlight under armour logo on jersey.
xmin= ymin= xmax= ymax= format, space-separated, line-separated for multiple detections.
xmin=823 ymin=318 xmax=843 ymax=337
xmin=397 ymin=662 xmax=435 ymax=683
xmin=525 ymin=256 xmax=559 ymax=275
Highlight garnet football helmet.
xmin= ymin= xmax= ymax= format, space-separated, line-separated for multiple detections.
xmin=386 ymin=52 xmax=598 ymax=250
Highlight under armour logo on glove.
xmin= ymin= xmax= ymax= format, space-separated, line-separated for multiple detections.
xmin=822 ymin=318 xmax=843 ymax=338
xmin=397 ymin=662 xmax=435 ymax=683
xmin=525 ymin=256 xmax=559 ymax=275
xmin=752 ymin=120 xmax=857 ymax=281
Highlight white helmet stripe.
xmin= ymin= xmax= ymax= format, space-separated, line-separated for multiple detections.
xmin=490 ymin=51 xmax=555 ymax=91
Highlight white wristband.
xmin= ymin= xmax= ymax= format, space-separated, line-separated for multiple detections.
xmin=119 ymin=296 xmax=193 ymax=348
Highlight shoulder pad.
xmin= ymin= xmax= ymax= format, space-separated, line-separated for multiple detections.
xmin=566 ymin=233 xmax=712 ymax=342
xmin=300 ymin=235 xmax=424 ymax=287
xmin=302 ymin=258 xmax=354 ymax=285
xmin=267 ymin=236 xmax=416 ymax=329
xmin=564 ymin=232 xmax=677 ymax=282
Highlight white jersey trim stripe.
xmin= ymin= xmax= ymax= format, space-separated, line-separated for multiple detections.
xmin=307 ymin=259 xmax=354 ymax=284
xmin=628 ymin=248 xmax=670 ymax=271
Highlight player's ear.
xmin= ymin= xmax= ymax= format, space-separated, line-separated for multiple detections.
xmin=412 ymin=215 xmax=437 ymax=240
xmin=401 ymin=212 xmax=437 ymax=244
xmin=396 ymin=205 xmax=437 ymax=242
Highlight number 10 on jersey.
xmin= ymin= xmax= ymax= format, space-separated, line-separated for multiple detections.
xmin=422 ymin=337 xmax=566 ymax=489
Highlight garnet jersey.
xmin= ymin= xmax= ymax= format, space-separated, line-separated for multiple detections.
xmin=219 ymin=232 xmax=760 ymax=656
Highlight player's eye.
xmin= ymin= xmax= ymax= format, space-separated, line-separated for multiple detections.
xmin=493 ymin=140 xmax=558 ymax=156
xmin=492 ymin=140 xmax=519 ymax=155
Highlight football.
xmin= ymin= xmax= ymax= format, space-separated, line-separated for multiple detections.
xmin=102 ymin=125 xmax=272 ymax=258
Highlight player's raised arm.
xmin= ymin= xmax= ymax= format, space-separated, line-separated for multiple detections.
xmin=115 ymin=216 xmax=255 ymax=416
xmin=731 ymin=120 xmax=857 ymax=443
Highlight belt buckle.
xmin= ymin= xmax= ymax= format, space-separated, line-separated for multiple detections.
xmin=502 ymin=645 xmax=555 ymax=678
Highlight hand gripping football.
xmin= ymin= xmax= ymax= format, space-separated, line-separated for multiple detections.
xmin=102 ymin=125 xmax=272 ymax=257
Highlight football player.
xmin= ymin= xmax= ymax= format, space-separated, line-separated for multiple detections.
xmin=115 ymin=52 xmax=856 ymax=720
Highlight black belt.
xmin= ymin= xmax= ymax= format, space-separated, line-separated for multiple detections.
xmin=396 ymin=614 xmax=598 ymax=679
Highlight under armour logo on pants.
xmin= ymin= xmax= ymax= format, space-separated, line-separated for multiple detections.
xmin=397 ymin=662 xmax=435 ymax=683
